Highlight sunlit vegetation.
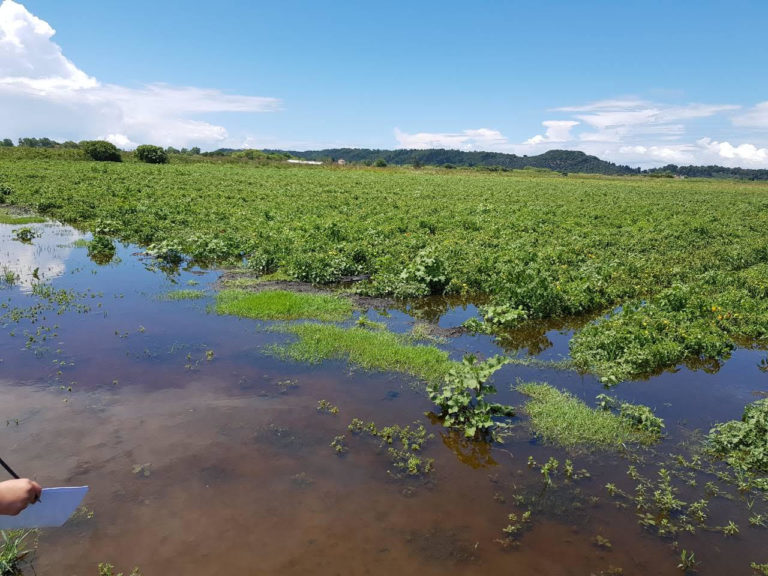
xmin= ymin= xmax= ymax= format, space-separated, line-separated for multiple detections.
xmin=516 ymin=382 xmax=662 ymax=449
xmin=707 ymin=398 xmax=768 ymax=474
xmin=270 ymin=323 xmax=452 ymax=384
xmin=0 ymin=529 xmax=37 ymax=576
xmin=428 ymin=355 xmax=514 ymax=438
xmin=216 ymin=289 xmax=353 ymax=321
xmin=3 ymin=154 xmax=768 ymax=382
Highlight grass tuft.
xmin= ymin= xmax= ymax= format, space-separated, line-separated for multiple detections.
xmin=161 ymin=290 xmax=208 ymax=301
xmin=516 ymin=382 xmax=659 ymax=449
xmin=271 ymin=323 xmax=453 ymax=384
xmin=216 ymin=289 xmax=353 ymax=322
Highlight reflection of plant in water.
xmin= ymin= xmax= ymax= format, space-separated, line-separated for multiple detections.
xmin=432 ymin=422 xmax=498 ymax=469
xmin=428 ymin=355 xmax=514 ymax=439
xmin=0 ymin=529 xmax=37 ymax=576
xmin=87 ymin=235 xmax=116 ymax=265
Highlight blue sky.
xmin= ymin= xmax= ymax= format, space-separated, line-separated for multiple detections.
xmin=2 ymin=0 xmax=768 ymax=167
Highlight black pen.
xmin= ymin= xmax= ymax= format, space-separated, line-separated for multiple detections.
xmin=0 ymin=456 xmax=41 ymax=503
xmin=0 ymin=456 xmax=20 ymax=480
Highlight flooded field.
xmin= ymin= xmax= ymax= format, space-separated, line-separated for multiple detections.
xmin=2 ymin=220 xmax=767 ymax=575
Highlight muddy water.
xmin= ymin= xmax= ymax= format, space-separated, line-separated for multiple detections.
xmin=1 ymin=221 xmax=766 ymax=575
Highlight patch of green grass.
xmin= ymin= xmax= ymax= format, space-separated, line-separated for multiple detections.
xmin=1 ymin=529 xmax=37 ymax=575
xmin=161 ymin=290 xmax=208 ymax=301
xmin=217 ymin=289 xmax=353 ymax=321
xmin=272 ymin=323 xmax=452 ymax=384
xmin=516 ymin=382 xmax=660 ymax=449
xmin=0 ymin=213 xmax=45 ymax=225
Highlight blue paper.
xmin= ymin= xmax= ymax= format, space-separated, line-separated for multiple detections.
xmin=0 ymin=486 xmax=89 ymax=529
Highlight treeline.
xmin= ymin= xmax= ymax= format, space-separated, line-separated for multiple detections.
xmin=646 ymin=164 xmax=768 ymax=181
xmin=1 ymin=137 xmax=204 ymax=156
xmin=6 ymin=137 xmax=768 ymax=179
xmin=263 ymin=148 xmax=640 ymax=175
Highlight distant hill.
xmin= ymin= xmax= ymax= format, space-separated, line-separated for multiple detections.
xmin=262 ymin=148 xmax=639 ymax=175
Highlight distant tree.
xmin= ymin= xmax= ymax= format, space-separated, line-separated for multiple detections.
xmin=60 ymin=141 xmax=80 ymax=149
xmin=135 ymin=144 xmax=169 ymax=164
xmin=80 ymin=140 xmax=122 ymax=162
xmin=165 ymin=146 xmax=180 ymax=155
xmin=1 ymin=138 xmax=13 ymax=147
xmin=374 ymin=158 xmax=387 ymax=167
xmin=18 ymin=137 xmax=59 ymax=148
xmin=189 ymin=147 xmax=201 ymax=155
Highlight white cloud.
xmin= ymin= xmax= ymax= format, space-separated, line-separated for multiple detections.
xmin=697 ymin=138 xmax=768 ymax=166
xmin=560 ymin=99 xmax=739 ymax=144
xmin=524 ymin=120 xmax=579 ymax=145
xmin=394 ymin=127 xmax=508 ymax=150
xmin=0 ymin=0 xmax=279 ymax=148
xmin=733 ymin=102 xmax=768 ymax=129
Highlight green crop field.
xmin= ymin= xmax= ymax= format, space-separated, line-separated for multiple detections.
xmin=2 ymin=151 xmax=768 ymax=383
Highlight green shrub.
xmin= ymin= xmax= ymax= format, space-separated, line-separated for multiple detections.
xmin=80 ymin=140 xmax=122 ymax=162
xmin=135 ymin=145 xmax=168 ymax=165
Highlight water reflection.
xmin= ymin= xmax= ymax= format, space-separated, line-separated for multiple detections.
xmin=0 ymin=221 xmax=86 ymax=290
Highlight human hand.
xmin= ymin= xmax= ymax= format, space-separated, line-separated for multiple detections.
xmin=0 ymin=479 xmax=43 ymax=516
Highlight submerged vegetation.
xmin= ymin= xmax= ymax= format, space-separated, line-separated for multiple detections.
xmin=216 ymin=289 xmax=353 ymax=321
xmin=271 ymin=323 xmax=452 ymax=384
xmin=517 ymin=382 xmax=663 ymax=449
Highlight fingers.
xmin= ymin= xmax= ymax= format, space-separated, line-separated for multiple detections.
xmin=29 ymin=480 xmax=42 ymax=504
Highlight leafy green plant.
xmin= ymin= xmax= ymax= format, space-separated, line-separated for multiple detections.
xmin=480 ymin=302 xmax=529 ymax=328
xmin=399 ymin=247 xmax=448 ymax=296
xmin=428 ymin=355 xmax=513 ymax=438
xmin=751 ymin=562 xmax=768 ymax=575
xmin=708 ymin=399 xmax=768 ymax=473
xmin=677 ymin=549 xmax=698 ymax=573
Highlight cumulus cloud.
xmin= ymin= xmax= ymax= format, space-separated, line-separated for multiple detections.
xmin=394 ymin=127 xmax=508 ymax=150
xmin=0 ymin=0 xmax=279 ymax=148
xmin=696 ymin=138 xmax=768 ymax=166
xmin=525 ymin=120 xmax=579 ymax=145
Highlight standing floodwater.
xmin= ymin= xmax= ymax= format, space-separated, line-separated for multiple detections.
xmin=1 ymin=220 xmax=766 ymax=575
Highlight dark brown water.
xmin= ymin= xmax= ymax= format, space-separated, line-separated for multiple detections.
xmin=1 ymin=221 xmax=766 ymax=575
